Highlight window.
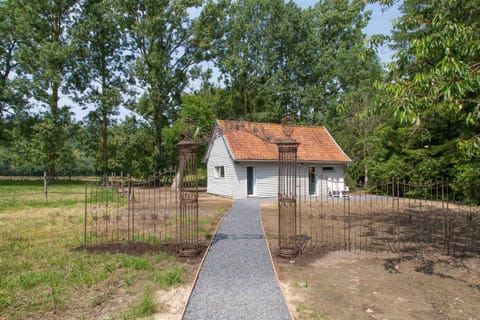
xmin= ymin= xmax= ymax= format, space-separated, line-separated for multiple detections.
xmin=214 ymin=166 xmax=225 ymax=178
xmin=322 ymin=166 xmax=335 ymax=172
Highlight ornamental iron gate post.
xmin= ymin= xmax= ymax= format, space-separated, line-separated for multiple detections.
xmin=277 ymin=119 xmax=300 ymax=258
xmin=176 ymin=137 xmax=200 ymax=257
xmin=223 ymin=118 xmax=300 ymax=257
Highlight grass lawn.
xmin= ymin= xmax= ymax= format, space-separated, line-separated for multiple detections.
xmin=0 ymin=180 xmax=89 ymax=212
xmin=0 ymin=180 xmax=213 ymax=319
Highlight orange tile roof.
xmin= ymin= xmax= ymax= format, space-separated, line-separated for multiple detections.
xmin=216 ymin=120 xmax=351 ymax=163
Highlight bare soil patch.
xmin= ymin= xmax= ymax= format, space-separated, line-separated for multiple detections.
xmin=261 ymin=201 xmax=480 ymax=320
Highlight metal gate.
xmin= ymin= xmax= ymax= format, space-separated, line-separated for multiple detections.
xmin=83 ymin=169 xmax=177 ymax=248
xmin=84 ymin=136 xmax=202 ymax=256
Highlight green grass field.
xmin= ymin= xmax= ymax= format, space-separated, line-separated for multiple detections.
xmin=0 ymin=180 xmax=88 ymax=211
xmin=0 ymin=180 xmax=186 ymax=319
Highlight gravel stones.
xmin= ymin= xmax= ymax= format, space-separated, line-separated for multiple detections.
xmin=183 ymin=199 xmax=291 ymax=320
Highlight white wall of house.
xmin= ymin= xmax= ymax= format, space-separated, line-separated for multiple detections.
xmin=206 ymin=138 xmax=347 ymax=199
xmin=296 ymin=164 xmax=346 ymax=197
xmin=232 ymin=162 xmax=278 ymax=199
xmin=206 ymin=136 xmax=237 ymax=198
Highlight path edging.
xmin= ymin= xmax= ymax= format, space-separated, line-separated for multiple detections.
xmin=259 ymin=201 xmax=295 ymax=320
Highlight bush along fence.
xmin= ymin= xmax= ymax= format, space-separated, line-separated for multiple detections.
xmin=292 ymin=172 xmax=480 ymax=257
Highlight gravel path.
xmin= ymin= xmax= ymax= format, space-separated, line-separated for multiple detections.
xmin=183 ymin=199 xmax=291 ymax=320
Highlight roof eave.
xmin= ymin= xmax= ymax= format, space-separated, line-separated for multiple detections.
xmin=234 ymin=159 xmax=351 ymax=163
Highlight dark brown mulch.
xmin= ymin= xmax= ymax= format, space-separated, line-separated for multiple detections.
xmin=73 ymin=242 xmax=208 ymax=263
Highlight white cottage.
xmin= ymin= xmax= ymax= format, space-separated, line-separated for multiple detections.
xmin=203 ymin=120 xmax=351 ymax=199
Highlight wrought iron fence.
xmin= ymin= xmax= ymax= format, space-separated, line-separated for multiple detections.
xmin=84 ymin=169 xmax=178 ymax=248
xmin=294 ymin=170 xmax=480 ymax=257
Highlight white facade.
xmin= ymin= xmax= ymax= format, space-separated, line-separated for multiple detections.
xmin=206 ymin=135 xmax=347 ymax=199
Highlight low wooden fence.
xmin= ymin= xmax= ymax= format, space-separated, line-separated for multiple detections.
xmin=0 ymin=173 xmax=126 ymax=203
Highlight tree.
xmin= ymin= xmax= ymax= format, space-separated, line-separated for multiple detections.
xmin=0 ymin=0 xmax=29 ymax=120
xmin=376 ymin=0 xmax=480 ymax=158
xmin=108 ymin=116 xmax=156 ymax=178
xmin=297 ymin=0 xmax=377 ymax=124
xmin=215 ymin=0 xmax=286 ymax=119
xmin=336 ymin=90 xmax=386 ymax=186
xmin=118 ymin=0 xmax=219 ymax=168
xmin=162 ymin=94 xmax=216 ymax=168
xmin=215 ymin=0 xmax=379 ymax=124
xmin=72 ymin=0 xmax=125 ymax=176
xmin=17 ymin=0 xmax=80 ymax=177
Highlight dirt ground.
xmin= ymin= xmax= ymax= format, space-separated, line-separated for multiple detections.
xmin=261 ymin=202 xmax=480 ymax=320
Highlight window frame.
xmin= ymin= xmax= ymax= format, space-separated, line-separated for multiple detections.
xmin=214 ymin=166 xmax=225 ymax=178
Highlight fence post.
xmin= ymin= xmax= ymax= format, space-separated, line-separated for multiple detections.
xmin=277 ymin=118 xmax=299 ymax=258
xmin=44 ymin=171 xmax=48 ymax=202
xmin=84 ymin=183 xmax=88 ymax=249
xmin=121 ymin=171 xmax=124 ymax=195
xmin=127 ymin=174 xmax=132 ymax=242
xmin=176 ymin=137 xmax=200 ymax=257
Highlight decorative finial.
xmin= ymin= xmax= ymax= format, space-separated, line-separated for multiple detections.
xmin=281 ymin=115 xmax=295 ymax=138
xmin=181 ymin=117 xmax=195 ymax=140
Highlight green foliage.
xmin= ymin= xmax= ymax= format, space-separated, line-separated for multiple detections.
xmin=0 ymin=0 xmax=29 ymax=120
xmin=117 ymin=0 xmax=217 ymax=168
xmin=13 ymin=0 xmax=80 ymax=177
xmin=107 ymin=116 xmax=156 ymax=178
xmin=451 ymin=162 xmax=480 ymax=203
xmin=215 ymin=0 xmax=379 ymax=124
xmin=358 ymin=0 xmax=480 ymax=188
xmin=376 ymin=0 xmax=480 ymax=159
xmin=71 ymin=0 xmax=127 ymax=176
xmin=162 ymin=94 xmax=216 ymax=167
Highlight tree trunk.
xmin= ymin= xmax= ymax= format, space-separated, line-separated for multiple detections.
xmin=242 ymin=52 xmax=248 ymax=116
xmin=364 ymin=163 xmax=369 ymax=189
xmin=171 ymin=155 xmax=185 ymax=191
xmin=153 ymin=95 xmax=164 ymax=168
xmin=47 ymin=78 xmax=60 ymax=179
xmin=243 ymin=78 xmax=248 ymax=116
xmin=101 ymin=66 xmax=109 ymax=181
